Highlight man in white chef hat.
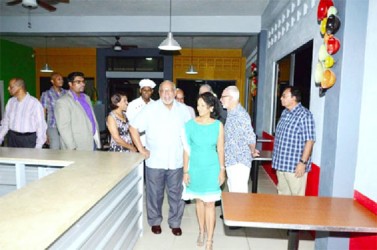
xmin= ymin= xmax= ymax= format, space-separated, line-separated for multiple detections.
xmin=126 ymin=79 xmax=156 ymax=145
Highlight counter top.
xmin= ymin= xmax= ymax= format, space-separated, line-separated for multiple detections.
xmin=0 ymin=147 xmax=144 ymax=249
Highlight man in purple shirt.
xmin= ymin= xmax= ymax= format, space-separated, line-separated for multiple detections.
xmin=40 ymin=72 xmax=67 ymax=149
xmin=0 ymin=78 xmax=47 ymax=148
xmin=55 ymin=72 xmax=101 ymax=151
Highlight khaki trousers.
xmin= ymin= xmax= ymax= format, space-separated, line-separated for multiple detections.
xmin=276 ymin=171 xmax=308 ymax=196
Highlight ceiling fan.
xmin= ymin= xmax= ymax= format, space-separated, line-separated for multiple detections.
xmin=6 ymin=0 xmax=70 ymax=12
xmin=98 ymin=36 xmax=138 ymax=51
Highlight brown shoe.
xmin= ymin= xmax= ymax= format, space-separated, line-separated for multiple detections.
xmin=171 ymin=227 xmax=182 ymax=236
xmin=151 ymin=225 xmax=162 ymax=234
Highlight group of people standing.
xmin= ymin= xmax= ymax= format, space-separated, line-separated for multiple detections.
xmin=0 ymin=72 xmax=315 ymax=250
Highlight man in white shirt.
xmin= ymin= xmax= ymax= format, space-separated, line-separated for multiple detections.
xmin=0 ymin=78 xmax=47 ymax=148
xmin=127 ymin=79 xmax=156 ymax=146
xmin=126 ymin=79 xmax=156 ymax=122
xmin=130 ymin=80 xmax=191 ymax=237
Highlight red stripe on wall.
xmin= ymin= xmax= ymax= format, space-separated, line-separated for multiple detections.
xmin=354 ymin=190 xmax=377 ymax=215
xmin=350 ymin=190 xmax=377 ymax=250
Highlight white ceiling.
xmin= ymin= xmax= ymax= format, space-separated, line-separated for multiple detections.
xmin=0 ymin=0 xmax=288 ymax=53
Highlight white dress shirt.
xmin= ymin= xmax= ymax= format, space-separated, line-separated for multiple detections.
xmin=131 ymin=100 xmax=191 ymax=169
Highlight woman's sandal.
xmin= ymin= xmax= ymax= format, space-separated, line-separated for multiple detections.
xmin=197 ymin=232 xmax=206 ymax=246
xmin=205 ymin=240 xmax=213 ymax=250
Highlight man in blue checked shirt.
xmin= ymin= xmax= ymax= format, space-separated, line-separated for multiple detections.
xmin=272 ymin=86 xmax=315 ymax=196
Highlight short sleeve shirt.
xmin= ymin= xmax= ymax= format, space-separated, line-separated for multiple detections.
xmin=272 ymin=103 xmax=316 ymax=173
xmin=224 ymin=104 xmax=256 ymax=167
xmin=131 ymin=100 xmax=191 ymax=169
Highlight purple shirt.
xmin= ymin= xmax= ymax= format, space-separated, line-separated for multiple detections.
xmin=0 ymin=93 xmax=47 ymax=148
xmin=40 ymin=87 xmax=67 ymax=128
xmin=70 ymin=90 xmax=96 ymax=135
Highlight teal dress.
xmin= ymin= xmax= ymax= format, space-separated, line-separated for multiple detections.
xmin=182 ymin=119 xmax=221 ymax=202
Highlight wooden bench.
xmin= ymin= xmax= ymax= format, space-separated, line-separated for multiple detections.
xmin=222 ymin=192 xmax=377 ymax=250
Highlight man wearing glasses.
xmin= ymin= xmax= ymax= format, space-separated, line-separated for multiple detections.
xmin=220 ymin=86 xmax=259 ymax=193
xmin=55 ymin=72 xmax=101 ymax=151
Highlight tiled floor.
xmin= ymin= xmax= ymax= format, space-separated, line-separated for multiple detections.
xmin=134 ymin=167 xmax=315 ymax=250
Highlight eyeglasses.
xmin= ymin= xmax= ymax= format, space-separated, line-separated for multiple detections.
xmin=72 ymin=80 xmax=85 ymax=84
xmin=221 ymin=95 xmax=230 ymax=99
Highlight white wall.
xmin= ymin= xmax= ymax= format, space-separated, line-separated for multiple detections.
xmin=354 ymin=0 xmax=377 ymax=201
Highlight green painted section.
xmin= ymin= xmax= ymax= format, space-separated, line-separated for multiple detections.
xmin=0 ymin=39 xmax=36 ymax=103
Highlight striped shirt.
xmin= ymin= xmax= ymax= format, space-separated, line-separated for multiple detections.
xmin=224 ymin=104 xmax=256 ymax=167
xmin=40 ymin=87 xmax=67 ymax=128
xmin=0 ymin=93 xmax=47 ymax=148
xmin=272 ymin=103 xmax=316 ymax=173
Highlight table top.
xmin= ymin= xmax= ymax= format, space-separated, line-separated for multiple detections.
xmin=0 ymin=147 xmax=144 ymax=249
xmin=222 ymin=192 xmax=377 ymax=233
xmin=254 ymin=150 xmax=272 ymax=161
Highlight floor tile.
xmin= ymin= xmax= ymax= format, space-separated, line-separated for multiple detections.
xmin=134 ymin=167 xmax=315 ymax=250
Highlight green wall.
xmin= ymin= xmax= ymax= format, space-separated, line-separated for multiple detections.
xmin=0 ymin=39 xmax=36 ymax=103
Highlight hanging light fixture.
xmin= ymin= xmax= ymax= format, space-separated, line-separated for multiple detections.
xmin=186 ymin=37 xmax=198 ymax=74
xmin=40 ymin=37 xmax=53 ymax=73
xmin=158 ymin=0 xmax=181 ymax=51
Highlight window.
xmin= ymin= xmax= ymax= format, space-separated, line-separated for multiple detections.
xmin=106 ymin=57 xmax=164 ymax=72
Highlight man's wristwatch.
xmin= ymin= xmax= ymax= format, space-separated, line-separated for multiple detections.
xmin=299 ymin=159 xmax=308 ymax=164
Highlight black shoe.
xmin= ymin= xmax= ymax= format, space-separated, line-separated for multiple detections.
xmin=215 ymin=200 xmax=222 ymax=207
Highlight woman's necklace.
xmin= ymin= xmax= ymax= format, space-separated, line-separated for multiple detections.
xmin=114 ymin=110 xmax=126 ymax=122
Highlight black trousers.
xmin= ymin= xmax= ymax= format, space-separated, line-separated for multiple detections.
xmin=8 ymin=130 xmax=37 ymax=148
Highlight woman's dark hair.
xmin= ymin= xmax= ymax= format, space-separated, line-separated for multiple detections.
xmin=110 ymin=93 xmax=126 ymax=110
xmin=198 ymin=92 xmax=221 ymax=119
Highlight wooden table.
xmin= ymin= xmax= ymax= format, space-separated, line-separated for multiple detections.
xmin=251 ymin=150 xmax=272 ymax=193
xmin=222 ymin=192 xmax=377 ymax=250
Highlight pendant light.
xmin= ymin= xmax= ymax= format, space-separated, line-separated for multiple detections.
xmin=158 ymin=0 xmax=181 ymax=51
xmin=40 ymin=37 xmax=53 ymax=73
xmin=186 ymin=37 xmax=198 ymax=74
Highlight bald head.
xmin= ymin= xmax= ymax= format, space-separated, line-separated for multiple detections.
xmin=175 ymin=88 xmax=185 ymax=103
xmin=8 ymin=78 xmax=26 ymax=98
xmin=199 ymin=84 xmax=214 ymax=95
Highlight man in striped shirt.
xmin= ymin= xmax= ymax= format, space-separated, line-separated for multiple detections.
xmin=0 ymin=78 xmax=47 ymax=148
xmin=40 ymin=73 xmax=67 ymax=149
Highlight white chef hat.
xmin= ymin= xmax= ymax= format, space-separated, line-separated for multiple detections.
xmin=139 ymin=79 xmax=156 ymax=89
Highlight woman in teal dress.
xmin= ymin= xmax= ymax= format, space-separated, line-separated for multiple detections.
xmin=182 ymin=92 xmax=225 ymax=250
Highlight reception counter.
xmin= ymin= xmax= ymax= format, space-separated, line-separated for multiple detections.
xmin=0 ymin=147 xmax=144 ymax=249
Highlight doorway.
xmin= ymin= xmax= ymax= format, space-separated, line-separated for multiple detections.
xmin=272 ymin=40 xmax=313 ymax=133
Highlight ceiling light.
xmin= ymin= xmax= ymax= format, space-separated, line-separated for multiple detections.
xmin=113 ymin=36 xmax=122 ymax=51
xmin=158 ymin=0 xmax=181 ymax=51
xmin=186 ymin=65 xmax=198 ymax=75
xmin=186 ymin=37 xmax=198 ymax=74
xmin=40 ymin=63 xmax=53 ymax=73
xmin=40 ymin=37 xmax=53 ymax=73
xmin=22 ymin=0 xmax=37 ymax=8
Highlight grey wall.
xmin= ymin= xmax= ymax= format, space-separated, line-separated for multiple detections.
xmin=258 ymin=0 xmax=370 ymax=249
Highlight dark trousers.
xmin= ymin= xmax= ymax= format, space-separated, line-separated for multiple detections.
xmin=8 ymin=130 xmax=36 ymax=148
